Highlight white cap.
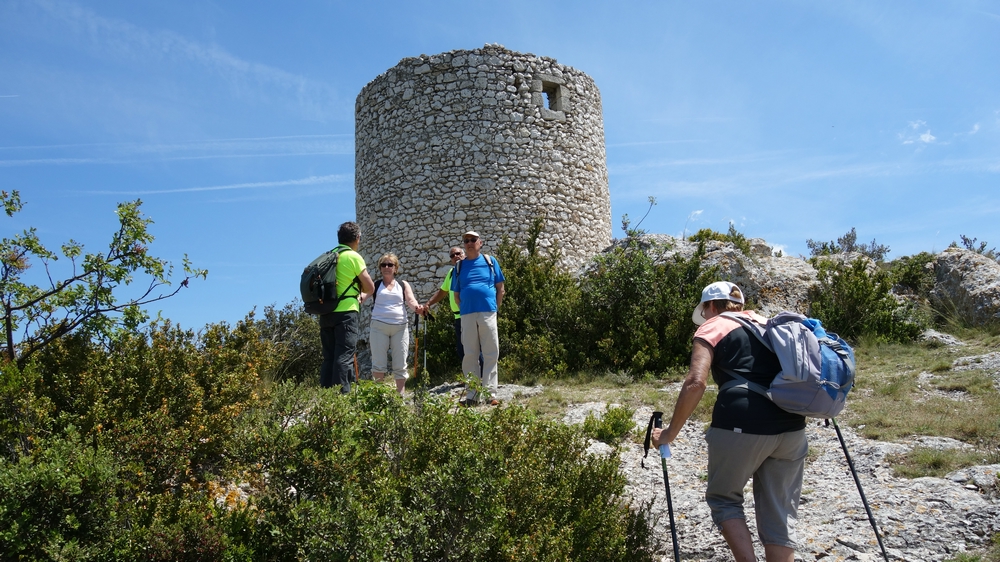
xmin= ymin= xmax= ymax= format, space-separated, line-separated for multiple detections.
xmin=692 ymin=281 xmax=745 ymax=325
xmin=462 ymin=230 xmax=481 ymax=239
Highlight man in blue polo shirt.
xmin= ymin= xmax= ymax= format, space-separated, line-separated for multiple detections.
xmin=451 ymin=230 xmax=505 ymax=406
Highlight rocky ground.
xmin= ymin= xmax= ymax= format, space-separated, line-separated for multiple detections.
xmin=435 ymin=369 xmax=1000 ymax=561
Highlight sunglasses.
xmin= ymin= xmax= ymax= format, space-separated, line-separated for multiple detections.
xmin=463 ymin=238 xmax=478 ymax=244
xmin=379 ymin=263 xmax=394 ymax=268
xmin=450 ymin=252 xmax=462 ymax=257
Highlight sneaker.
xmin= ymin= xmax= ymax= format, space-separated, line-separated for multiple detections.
xmin=489 ymin=399 xmax=500 ymax=406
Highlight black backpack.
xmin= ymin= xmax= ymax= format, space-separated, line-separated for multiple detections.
xmin=300 ymin=247 xmax=357 ymax=315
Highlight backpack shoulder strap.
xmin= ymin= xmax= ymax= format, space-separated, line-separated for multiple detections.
xmin=370 ymin=279 xmax=383 ymax=306
xmin=719 ymin=368 xmax=774 ymax=400
xmin=720 ymin=312 xmax=773 ymax=353
xmin=484 ymin=254 xmax=496 ymax=285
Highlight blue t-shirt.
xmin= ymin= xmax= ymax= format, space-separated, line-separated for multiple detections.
xmin=450 ymin=254 xmax=505 ymax=314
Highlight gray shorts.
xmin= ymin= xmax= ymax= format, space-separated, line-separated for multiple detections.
xmin=704 ymin=427 xmax=807 ymax=548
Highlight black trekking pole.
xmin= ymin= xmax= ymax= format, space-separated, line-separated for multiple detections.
xmin=828 ymin=418 xmax=891 ymax=562
xmin=644 ymin=411 xmax=680 ymax=561
xmin=422 ymin=309 xmax=431 ymax=375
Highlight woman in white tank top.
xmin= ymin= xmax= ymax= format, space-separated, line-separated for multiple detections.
xmin=369 ymin=253 xmax=425 ymax=395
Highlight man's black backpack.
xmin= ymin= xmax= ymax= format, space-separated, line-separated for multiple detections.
xmin=300 ymin=247 xmax=355 ymax=315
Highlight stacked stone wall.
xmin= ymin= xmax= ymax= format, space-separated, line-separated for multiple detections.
xmin=355 ymin=44 xmax=611 ymax=299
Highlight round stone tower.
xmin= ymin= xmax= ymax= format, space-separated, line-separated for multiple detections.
xmin=355 ymin=44 xmax=611 ymax=298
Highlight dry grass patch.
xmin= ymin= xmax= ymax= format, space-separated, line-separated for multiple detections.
xmin=845 ymin=335 xmax=1000 ymax=472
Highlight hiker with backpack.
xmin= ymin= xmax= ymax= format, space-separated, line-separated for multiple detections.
xmin=368 ymin=253 xmax=425 ymax=396
xmin=451 ymin=231 xmax=505 ymax=406
xmin=651 ymin=281 xmax=807 ymax=562
xmin=310 ymin=222 xmax=375 ymax=393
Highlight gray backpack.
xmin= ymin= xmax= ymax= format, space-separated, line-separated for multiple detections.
xmin=718 ymin=311 xmax=856 ymax=419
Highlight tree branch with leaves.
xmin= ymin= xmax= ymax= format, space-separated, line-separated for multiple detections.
xmin=1 ymin=190 xmax=207 ymax=369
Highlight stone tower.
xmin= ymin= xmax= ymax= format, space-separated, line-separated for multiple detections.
xmin=355 ymin=44 xmax=611 ymax=298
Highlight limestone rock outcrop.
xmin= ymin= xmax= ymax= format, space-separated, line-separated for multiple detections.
xmin=930 ymin=248 xmax=1000 ymax=327
xmin=603 ymin=234 xmax=819 ymax=316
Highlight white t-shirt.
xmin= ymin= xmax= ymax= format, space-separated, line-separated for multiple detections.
xmin=372 ymin=280 xmax=408 ymax=325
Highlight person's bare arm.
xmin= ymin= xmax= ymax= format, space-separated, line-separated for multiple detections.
xmin=494 ymin=281 xmax=505 ymax=309
xmin=357 ymin=269 xmax=375 ymax=303
xmin=426 ymin=288 xmax=449 ymax=308
xmin=402 ymin=281 xmax=421 ymax=311
xmin=653 ymin=339 xmax=713 ymax=445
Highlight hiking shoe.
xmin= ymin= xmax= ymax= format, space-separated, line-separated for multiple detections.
xmin=489 ymin=399 xmax=500 ymax=406
xmin=460 ymin=399 xmax=479 ymax=408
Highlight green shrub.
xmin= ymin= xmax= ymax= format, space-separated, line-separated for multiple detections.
xmin=688 ymin=222 xmax=755 ymax=259
xmin=252 ymin=302 xmax=322 ymax=385
xmin=576 ymin=236 xmax=716 ymax=375
xmin=953 ymin=234 xmax=998 ymax=261
xmin=496 ymin=218 xmax=579 ymax=378
xmin=889 ymin=251 xmax=936 ymax=298
xmin=227 ymin=382 xmax=657 ymax=561
xmin=809 ymin=257 xmax=924 ymax=342
xmin=32 ymin=316 xmax=273 ymax=495
xmin=582 ymin=405 xmax=637 ymax=445
xmin=807 ymin=227 xmax=890 ymax=262
xmin=0 ymin=361 xmax=53 ymax=462
xmin=0 ymin=428 xmax=126 ymax=560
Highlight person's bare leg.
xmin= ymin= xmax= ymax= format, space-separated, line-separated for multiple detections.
xmin=395 ymin=378 xmax=406 ymax=395
xmin=720 ymin=518 xmax=757 ymax=562
xmin=373 ymin=371 xmax=385 ymax=381
xmin=763 ymin=544 xmax=794 ymax=562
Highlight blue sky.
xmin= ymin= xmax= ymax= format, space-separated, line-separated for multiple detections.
xmin=2 ymin=0 xmax=998 ymax=330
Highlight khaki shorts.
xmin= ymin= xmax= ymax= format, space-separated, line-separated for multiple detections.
xmin=705 ymin=427 xmax=807 ymax=548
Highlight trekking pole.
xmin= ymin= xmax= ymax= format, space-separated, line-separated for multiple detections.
xmin=412 ymin=314 xmax=420 ymax=381
xmin=828 ymin=418 xmax=891 ymax=562
xmin=644 ymin=411 xmax=680 ymax=561
xmin=353 ymin=354 xmax=360 ymax=383
xmin=422 ymin=309 xmax=431 ymax=375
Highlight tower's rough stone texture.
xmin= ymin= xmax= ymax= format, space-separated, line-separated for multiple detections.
xmin=355 ymin=44 xmax=610 ymax=298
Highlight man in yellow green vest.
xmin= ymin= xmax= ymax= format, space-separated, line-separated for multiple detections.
xmin=320 ymin=222 xmax=375 ymax=393
xmin=425 ymin=246 xmax=466 ymax=360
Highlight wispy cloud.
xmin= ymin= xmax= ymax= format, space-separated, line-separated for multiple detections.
xmin=609 ymin=152 xmax=788 ymax=175
xmin=0 ymin=134 xmax=353 ymax=166
xmin=606 ymin=139 xmax=709 ymax=148
xmin=29 ymin=0 xmax=345 ymax=121
xmin=899 ymin=120 xmax=936 ymax=145
xmin=0 ymin=95 xmax=20 ymax=98
xmin=84 ymin=174 xmax=351 ymax=195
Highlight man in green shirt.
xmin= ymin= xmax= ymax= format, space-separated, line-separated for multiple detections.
xmin=425 ymin=246 xmax=465 ymax=360
xmin=320 ymin=222 xmax=375 ymax=393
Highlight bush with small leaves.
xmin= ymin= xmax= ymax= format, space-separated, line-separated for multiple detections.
xmin=225 ymin=382 xmax=658 ymax=561
xmin=809 ymin=257 xmax=925 ymax=342
xmin=583 ymin=404 xmax=637 ymax=445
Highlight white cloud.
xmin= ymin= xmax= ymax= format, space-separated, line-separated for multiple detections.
xmin=970 ymin=123 xmax=980 ymax=135
xmin=899 ymin=121 xmax=936 ymax=144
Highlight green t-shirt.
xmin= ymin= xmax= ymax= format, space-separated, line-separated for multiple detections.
xmin=334 ymin=245 xmax=366 ymax=313
xmin=441 ymin=268 xmax=460 ymax=318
